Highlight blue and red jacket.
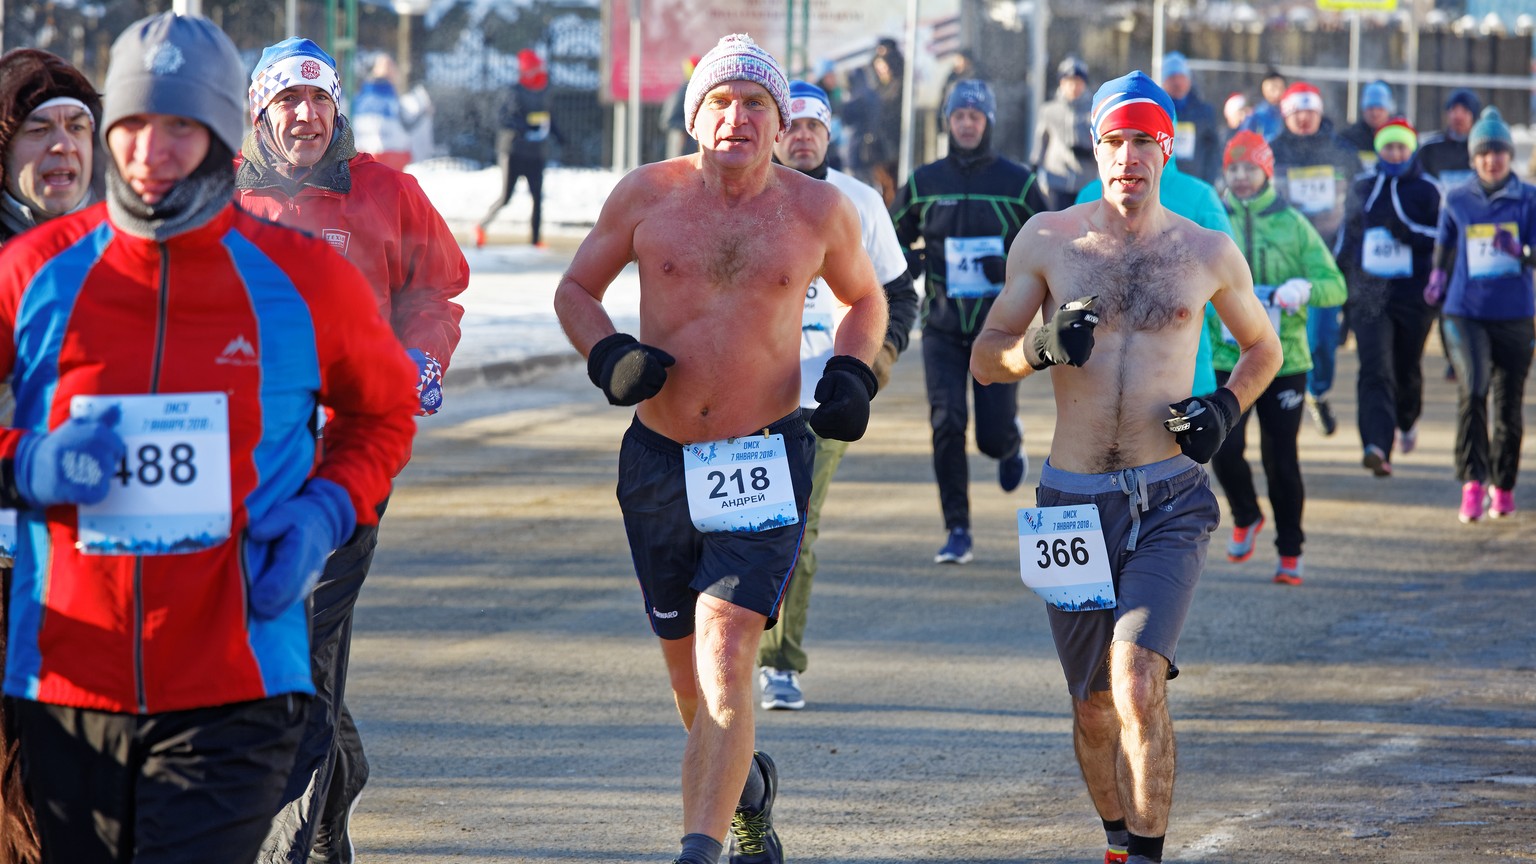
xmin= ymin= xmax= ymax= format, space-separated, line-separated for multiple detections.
xmin=0 ymin=202 xmax=417 ymax=714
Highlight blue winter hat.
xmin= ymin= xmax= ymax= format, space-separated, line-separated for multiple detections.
xmin=1445 ymin=88 xmax=1481 ymax=116
xmin=786 ymin=80 xmax=832 ymax=130
xmin=1162 ymin=52 xmax=1191 ymax=80
xmin=1467 ymin=106 xmax=1512 ymax=155
xmin=944 ymin=79 xmax=995 ymax=124
xmin=1361 ymin=80 xmax=1394 ymax=112
xmin=248 ymin=37 xmax=341 ymax=122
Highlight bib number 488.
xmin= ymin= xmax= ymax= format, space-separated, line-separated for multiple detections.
xmin=114 ymin=442 xmax=197 ymax=488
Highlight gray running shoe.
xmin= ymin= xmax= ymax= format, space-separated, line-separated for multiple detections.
xmin=758 ymin=667 xmax=805 ymax=711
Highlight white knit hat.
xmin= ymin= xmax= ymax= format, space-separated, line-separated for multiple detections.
xmin=684 ymin=34 xmax=789 ymax=140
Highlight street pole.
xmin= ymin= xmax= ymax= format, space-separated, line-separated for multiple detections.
xmin=898 ymin=0 xmax=918 ymax=182
xmin=1347 ymin=10 xmax=1362 ymax=123
xmin=1030 ymin=0 xmax=1050 ymax=156
xmin=628 ymin=0 xmax=641 ymax=170
xmin=1151 ymin=0 xmax=1166 ymax=82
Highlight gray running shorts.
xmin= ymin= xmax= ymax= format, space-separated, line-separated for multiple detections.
xmin=1036 ymin=454 xmax=1220 ymax=701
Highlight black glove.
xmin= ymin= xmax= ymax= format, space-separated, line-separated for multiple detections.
xmin=979 ymin=255 xmax=1007 ymax=285
xmin=808 ymin=355 xmax=878 ymax=442
xmin=1163 ymin=387 xmax=1241 ymax=464
xmin=586 ymin=333 xmax=675 ymax=406
xmin=1025 ymin=295 xmax=1100 ymax=370
xmin=904 ymin=248 xmax=926 ymax=280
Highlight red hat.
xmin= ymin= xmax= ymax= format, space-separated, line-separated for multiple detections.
xmin=1280 ymin=82 xmax=1322 ymax=117
xmin=518 ymin=49 xmax=548 ymax=90
xmin=1224 ymin=130 xmax=1274 ymax=178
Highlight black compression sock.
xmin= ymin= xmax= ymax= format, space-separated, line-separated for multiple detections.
xmin=1127 ymin=832 xmax=1165 ymax=863
xmin=675 ymin=833 xmax=723 ymax=864
xmin=1103 ymin=817 xmax=1129 ymax=851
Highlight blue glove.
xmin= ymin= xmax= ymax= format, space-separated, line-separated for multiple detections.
xmin=406 ymin=348 xmax=443 ymax=416
xmin=244 ymin=477 xmax=356 ymax=620
xmin=13 ymin=405 xmax=126 ymax=508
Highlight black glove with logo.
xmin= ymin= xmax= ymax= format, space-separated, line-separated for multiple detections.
xmin=980 ymin=255 xmax=1007 ymax=285
xmin=586 ymin=333 xmax=675 ymax=406
xmin=809 ymin=355 xmax=878 ymax=442
xmin=1163 ymin=387 xmax=1241 ymax=464
xmin=1025 ymin=295 xmax=1100 ymax=370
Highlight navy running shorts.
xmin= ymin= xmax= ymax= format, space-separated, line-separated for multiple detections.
xmin=1036 ymin=454 xmax=1220 ymax=701
xmin=617 ymin=411 xmax=814 ymax=640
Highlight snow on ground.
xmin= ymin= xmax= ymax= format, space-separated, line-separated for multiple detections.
xmin=409 ymin=163 xmax=632 ymax=371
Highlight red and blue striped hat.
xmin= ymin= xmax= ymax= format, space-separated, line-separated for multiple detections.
xmin=1091 ymin=70 xmax=1176 ymax=163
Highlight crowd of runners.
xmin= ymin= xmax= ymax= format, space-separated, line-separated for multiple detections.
xmin=0 ymin=12 xmax=1529 ymax=864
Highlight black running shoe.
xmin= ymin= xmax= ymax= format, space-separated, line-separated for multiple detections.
xmin=727 ymin=751 xmax=781 ymax=863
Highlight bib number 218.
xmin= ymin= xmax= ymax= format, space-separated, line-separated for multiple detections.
xmin=709 ymin=466 xmax=770 ymax=498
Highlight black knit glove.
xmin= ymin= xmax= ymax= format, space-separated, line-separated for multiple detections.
xmin=586 ymin=333 xmax=675 ymax=406
xmin=808 ymin=355 xmax=878 ymax=442
xmin=1026 ymin=295 xmax=1100 ymax=370
xmin=1163 ymin=387 xmax=1241 ymax=464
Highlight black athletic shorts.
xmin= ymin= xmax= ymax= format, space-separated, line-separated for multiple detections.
xmin=617 ymin=411 xmax=814 ymax=640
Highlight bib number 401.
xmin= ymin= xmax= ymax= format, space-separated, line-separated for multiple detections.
xmin=114 ymin=442 xmax=197 ymax=488
xmin=1035 ymin=535 xmax=1091 ymax=569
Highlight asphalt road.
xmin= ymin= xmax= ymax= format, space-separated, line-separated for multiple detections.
xmin=344 ymin=338 xmax=1536 ymax=864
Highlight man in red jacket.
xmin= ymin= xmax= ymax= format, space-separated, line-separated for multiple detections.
xmin=234 ymin=37 xmax=467 ymax=864
xmin=0 ymin=12 xmax=417 ymax=864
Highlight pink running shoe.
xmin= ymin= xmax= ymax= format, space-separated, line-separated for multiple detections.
xmin=1490 ymin=487 xmax=1515 ymax=519
xmin=1397 ymin=424 xmax=1418 ymax=455
xmin=1459 ymin=481 xmax=1486 ymax=523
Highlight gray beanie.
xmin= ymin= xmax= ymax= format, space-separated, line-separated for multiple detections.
xmin=102 ymin=12 xmax=245 ymax=154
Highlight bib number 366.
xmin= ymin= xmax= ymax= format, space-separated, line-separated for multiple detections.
xmin=1017 ymin=504 xmax=1115 ymax=612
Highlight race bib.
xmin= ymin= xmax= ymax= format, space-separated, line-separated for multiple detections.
xmin=0 ymin=509 xmax=13 ymax=559
xmin=944 ymin=236 xmax=1005 ymax=298
xmin=1362 ymin=226 xmax=1412 ymax=278
xmin=1220 ymin=284 xmax=1282 ymax=344
xmin=683 ymin=434 xmax=799 ymax=533
xmin=1017 ymin=504 xmax=1114 ymax=611
xmin=525 ymin=110 xmax=551 ymax=142
xmin=1357 ymin=150 xmax=1378 ymax=173
xmin=1286 ymin=165 xmax=1336 ymax=214
xmin=1466 ymin=223 xmax=1521 ymax=280
xmin=71 ymin=393 xmax=232 ymax=555
xmin=1174 ymin=121 xmax=1197 ymax=161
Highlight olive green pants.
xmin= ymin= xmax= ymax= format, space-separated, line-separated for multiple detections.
xmin=757 ymin=433 xmax=849 ymax=673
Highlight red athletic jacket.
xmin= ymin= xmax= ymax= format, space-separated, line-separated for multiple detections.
xmin=235 ymin=149 xmax=467 ymax=367
xmin=0 ymin=202 xmax=417 ymax=714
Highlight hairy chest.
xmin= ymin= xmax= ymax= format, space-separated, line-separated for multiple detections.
xmin=1057 ymin=241 xmax=1201 ymax=332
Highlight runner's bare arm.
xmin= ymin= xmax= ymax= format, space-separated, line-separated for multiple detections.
xmin=970 ymin=216 xmax=1052 ymax=385
xmin=823 ymin=191 xmax=887 ymax=365
xmin=1208 ymin=234 xmax=1283 ymax=409
xmin=553 ymin=170 xmax=648 ymax=356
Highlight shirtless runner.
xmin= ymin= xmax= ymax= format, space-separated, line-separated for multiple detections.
xmin=552 ymin=34 xmax=886 ymax=864
xmin=970 ymin=72 xmax=1281 ymax=864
